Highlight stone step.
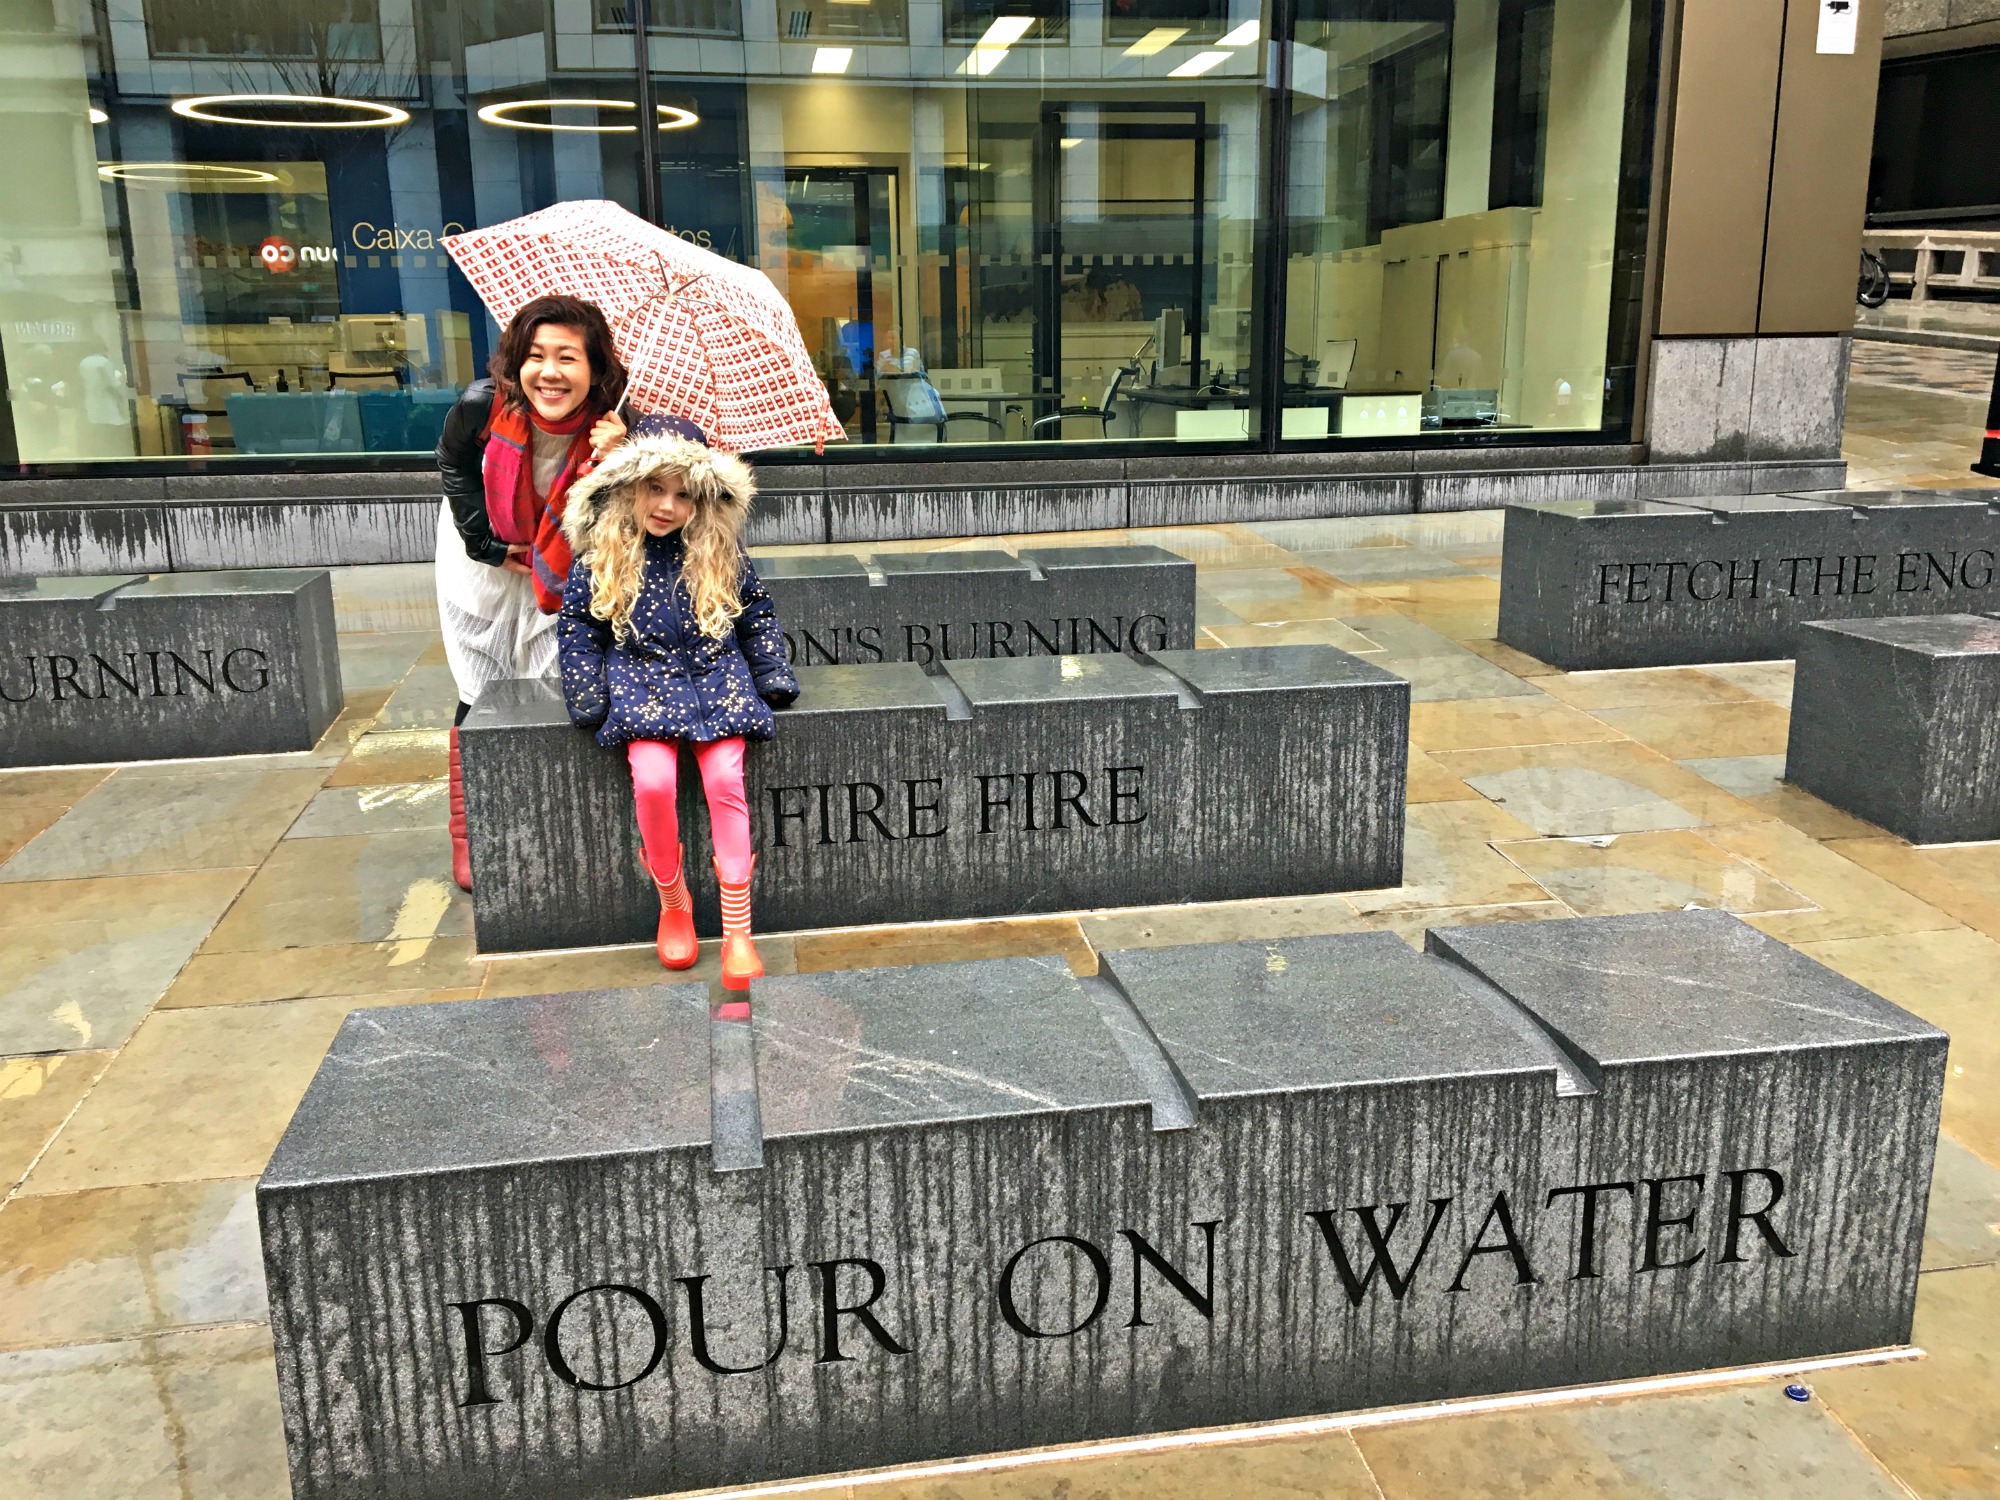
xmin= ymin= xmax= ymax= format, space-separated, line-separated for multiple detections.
xmin=0 ymin=568 xmax=342 ymax=767
xmin=258 ymin=909 xmax=1947 ymax=1500
xmin=759 ymin=544 xmax=1196 ymax=667
xmin=459 ymin=643 xmax=1408 ymax=950
xmin=1787 ymin=612 xmax=2000 ymax=843
xmin=1498 ymin=489 xmax=2000 ymax=669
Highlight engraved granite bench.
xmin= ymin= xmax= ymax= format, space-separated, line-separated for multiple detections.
xmin=258 ymin=909 xmax=1946 ymax=1500
xmin=459 ymin=644 xmax=1408 ymax=951
xmin=1498 ymin=489 xmax=2000 ymax=669
xmin=0 ymin=569 xmax=342 ymax=767
xmin=759 ymin=545 xmax=1197 ymax=666
xmin=1787 ymin=613 xmax=2000 ymax=844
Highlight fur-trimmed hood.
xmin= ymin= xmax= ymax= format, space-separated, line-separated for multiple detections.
xmin=561 ymin=434 xmax=756 ymax=558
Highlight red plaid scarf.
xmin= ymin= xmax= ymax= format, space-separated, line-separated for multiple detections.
xmin=482 ymin=401 xmax=599 ymax=613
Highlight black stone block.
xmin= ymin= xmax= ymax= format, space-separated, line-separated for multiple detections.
xmin=258 ymin=911 xmax=1945 ymax=1499
xmin=0 ymin=569 xmax=343 ymax=767
xmin=459 ymin=644 xmax=1406 ymax=950
xmin=758 ymin=544 xmax=1196 ymax=667
xmin=1787 ymin=613 xmax=2000 ymax=843
xmin=1498 ymin=490 xmax=2000 ymax=668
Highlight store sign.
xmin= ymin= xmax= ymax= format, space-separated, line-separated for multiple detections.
xmin=260 ymin=237 xmax=336 ymax=274
xmin=350 ymin=221 xmax=469 ymax=252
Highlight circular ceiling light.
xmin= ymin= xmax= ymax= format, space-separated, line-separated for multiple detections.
xmin=89 ymin=106 xmax=109 ymax=125
xmin=172 ymin=93 xmax=410 ymax=128
xmin=98 ymin=162 xmax=283 ymax=187
xmin=478 ymin=99 xmax=699 ymax=133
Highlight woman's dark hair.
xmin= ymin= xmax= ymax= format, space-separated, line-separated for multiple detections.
xmin=489 ymin=294 xmax=626 ymax=415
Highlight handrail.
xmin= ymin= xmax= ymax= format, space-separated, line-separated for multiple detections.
xmin=1860 ymin=228 xmax=2000 ymax=302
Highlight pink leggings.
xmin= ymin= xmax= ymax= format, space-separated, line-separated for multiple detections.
xmin=626 ymin=737 xmax=752 ymax=884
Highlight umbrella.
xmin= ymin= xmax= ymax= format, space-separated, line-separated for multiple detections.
xmin=444 ymin=199 xmax=845 ymax=454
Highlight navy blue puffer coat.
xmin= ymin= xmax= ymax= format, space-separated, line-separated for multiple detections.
xmin=555 ymin=436 xmax=797 ymax=747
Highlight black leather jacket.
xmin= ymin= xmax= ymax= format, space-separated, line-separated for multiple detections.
xmin=435 ymin=378 xmax=507 ymax=567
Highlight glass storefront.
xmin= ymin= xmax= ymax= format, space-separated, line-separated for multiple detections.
xmin=0 ymin=0 xmax=1656 ymax=467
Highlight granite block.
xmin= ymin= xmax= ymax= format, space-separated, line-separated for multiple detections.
xmin=1648 ymin=337 xmax=1759 ymax=464
xmin=1747 ymin=336 xmax=1848 ymax=463
xmin=1787 ymin=614 xmax=2000 ymax=843
xmin=826 ymin=483 xmax=1127 ymax=542
xmin=1649 ymin=335 xmax=1847 ymax=465
xmin=0 ymin=568 xmax=343 ymax=767
xmin=759 ymin=545 xmax=1195 ymax=666
xmin=459 ymin=643 xmax=1407 ymax=950
xmin=1126 ymin=475 xmax=1413 ymax=527
xmin=0 ymin=504 xmax=173 ymax=578
xmin=164 ymin=499 xmax=438 ymax=568
xmin=258 ymin=911 xmax=1946 ymax=1499
xmin=742 ymin=484 xmax=825 ymax=547
xmin=1418 ymin=464 xmax=1642 ymax=513
xmin=1497 ymin=491 xmax=2000 ymax=668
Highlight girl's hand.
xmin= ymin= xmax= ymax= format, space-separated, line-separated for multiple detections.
xmin=500 ymin=543 xmax=532 ymax=576
xmin=589 ymin=410 xmax=628 ymax=459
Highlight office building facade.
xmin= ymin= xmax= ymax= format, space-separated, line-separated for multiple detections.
xmin=0 ymin=0 xmax=1879 ymax=555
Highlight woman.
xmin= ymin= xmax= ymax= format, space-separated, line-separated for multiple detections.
xmin=435 ymin=295 xmax=628 ymax=890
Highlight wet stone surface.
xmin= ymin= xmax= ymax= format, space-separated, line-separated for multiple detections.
xmin=1786 ymin=613 xmax=2000 ymax=844
xmin=0 ymin=570 xmax=343 ymax=767
xmin=257 ymin=910 xmax=1946 ymax=1500
xmin=758 ymin=545 xmax=1197 ymax=666
xmin=1497 ymin=491 xmax=2000 ymax=668
xmin=460 ymin=643 xmax=1408 ymax=949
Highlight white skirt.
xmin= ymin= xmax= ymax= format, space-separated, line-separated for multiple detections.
xmin=434 ymin=500 xmax=558 ymax=708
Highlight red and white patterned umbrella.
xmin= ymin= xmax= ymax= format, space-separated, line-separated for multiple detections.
xmin=443 ymin=199 xmax=844 ymax=454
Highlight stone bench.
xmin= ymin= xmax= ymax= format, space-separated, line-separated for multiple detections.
xmin=759 ymin=544 xmax=1197 ymax=666
xmin=1498 ymin=489 xmax=2000 ymax=669
xmin=258 ymin=909 xmax=1946 ymax=1500
xmin=1787 ymin=613 xmax=2000 ymax=843
xmin=460 ymin=644 xmax=1407 ymax=951
xmin=0 ymin=569 xmax=342 ymax=767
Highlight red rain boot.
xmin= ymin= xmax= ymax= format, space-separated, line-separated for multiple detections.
xmin=642 ymin=847 xmax=699 ymax=971
xmin=715 ymin=855 xmax=762 ymax=994
xmin=447 ymin=726 xmax=472 ymax=893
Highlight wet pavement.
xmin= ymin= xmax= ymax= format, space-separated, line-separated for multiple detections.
xmin=2 ymin=356 xmax=1998 ymax=1498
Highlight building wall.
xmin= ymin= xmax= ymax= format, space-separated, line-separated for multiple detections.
xmin=1645 ymin=0 xmax=1883 ymax=465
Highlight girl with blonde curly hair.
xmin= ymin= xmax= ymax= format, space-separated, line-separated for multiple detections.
xmin=556 ymin=417 xmax=797 ymax=995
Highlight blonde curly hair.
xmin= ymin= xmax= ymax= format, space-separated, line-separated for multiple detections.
xmin=562 ymin=434 xmax=757 ymax=642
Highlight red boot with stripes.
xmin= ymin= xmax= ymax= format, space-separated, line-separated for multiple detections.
xmin=447 ymin=726 xmax=472 ymax=893
xmin=715 ymin=855 xmax=762 ymax=994
xmin=642 ymin=846 xmax=699 ymax=971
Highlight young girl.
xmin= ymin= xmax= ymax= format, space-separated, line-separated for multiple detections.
xmin=555 ymin=424 xmax=796 ymax=992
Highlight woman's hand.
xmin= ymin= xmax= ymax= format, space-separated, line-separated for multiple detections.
xmin=500 ymin=543 xmax=532 ymax=576
xmin=589 ymin=409 xmax=628 ymax=459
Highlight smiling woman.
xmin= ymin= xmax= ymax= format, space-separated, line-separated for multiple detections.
xmin=431 ymin=294 xmax=629 ymax=891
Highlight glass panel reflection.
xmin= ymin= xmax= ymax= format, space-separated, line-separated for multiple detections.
xmin=1284 ymin=0 xmax=1640 ymax=439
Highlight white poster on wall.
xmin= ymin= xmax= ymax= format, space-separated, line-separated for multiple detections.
xmin=1817 ymin=0 xmax=1859 ymax=55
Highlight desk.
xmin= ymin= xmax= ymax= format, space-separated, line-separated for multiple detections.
xmin=1123 ymin=385 xmax=1347 ymax=441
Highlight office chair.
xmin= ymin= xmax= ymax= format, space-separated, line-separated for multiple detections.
xmin=1030 ymin=362 xmax=1138 ymax=440
xmin=881 ymin=372 xmax=1003 ymax=443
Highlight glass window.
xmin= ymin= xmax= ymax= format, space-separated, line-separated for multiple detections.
xmin=688 ymin=0 xmax=1271 ymax=448
xmin=1283 ymin=0 xmax=1648 ymax=441
xmin=0 ymin=0 xmax=1657 ymax=467
xmin=1 ymin=0 xmax=644 ymax=462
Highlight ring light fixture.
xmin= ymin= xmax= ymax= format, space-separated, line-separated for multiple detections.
xmin=477 ymin=98 xmax=699 ymax=132
xmin=172 ymin=94 xmax=410 ymax=128
xmin=98 ymin=161 xmax=283 ymax=186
